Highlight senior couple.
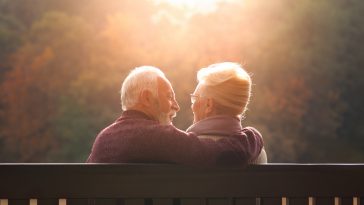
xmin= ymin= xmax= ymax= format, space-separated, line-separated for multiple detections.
xmin=86 ymin=62 xmax=267 ymax=166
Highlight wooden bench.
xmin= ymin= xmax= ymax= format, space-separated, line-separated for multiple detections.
xmin=0 ymin=164 xmax=363 ymax=205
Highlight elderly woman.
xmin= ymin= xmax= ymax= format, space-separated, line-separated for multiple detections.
xmin=187 ymin=62 xmax=267 ymax=163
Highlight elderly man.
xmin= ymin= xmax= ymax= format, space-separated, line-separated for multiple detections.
xmin=187 ymin=62 xmax=267 ymax=163
xmin=87 ymin=66 xmax=263 ymax=166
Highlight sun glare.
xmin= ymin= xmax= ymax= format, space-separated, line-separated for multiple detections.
xmin=164 ymin=0 xmax=217 ymax=10
xmin=152 ymin=0 xmax=238 ymax=24
xmin=155 ymin=0 xmax=231 ymax=14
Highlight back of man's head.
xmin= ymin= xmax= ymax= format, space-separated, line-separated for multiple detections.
xmin=121 ymin=66 xmax=166 ymax=111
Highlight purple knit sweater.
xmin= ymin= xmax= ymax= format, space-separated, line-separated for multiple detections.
xmin=86 ymin=110 xmax=263 ymax=166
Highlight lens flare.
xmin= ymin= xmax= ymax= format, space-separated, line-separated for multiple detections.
xmin=154 ymin=0 xmax=228 ymax=14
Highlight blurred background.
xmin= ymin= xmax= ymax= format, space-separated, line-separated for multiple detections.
xmin=0 ymin=0 xmax=363 ymax=163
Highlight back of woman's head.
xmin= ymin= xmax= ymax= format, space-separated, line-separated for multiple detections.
xmin=197 ymin=62 xmax=252 ymax=116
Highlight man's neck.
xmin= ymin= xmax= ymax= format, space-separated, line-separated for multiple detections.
xmin=128 ymin=105 xmax=157 ymax=121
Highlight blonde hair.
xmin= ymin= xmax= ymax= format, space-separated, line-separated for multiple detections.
xmin=121 ymin=66 xmax=166 ymax=110
xmin=197 ymin=62 xmax=252 ymax=116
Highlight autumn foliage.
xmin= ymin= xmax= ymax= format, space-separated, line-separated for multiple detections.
xmin=0 ymin=0 xmax=363 ymax=162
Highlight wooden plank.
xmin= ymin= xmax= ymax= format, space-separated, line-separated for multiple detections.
xmin=116 ymin=199 xmax=125 ymax=205
xmin=66 ymin=199 xmax=89 ymax=205
xmin=288 ymin=198 xmax=308 ymax=205
xmin=341 ymin=198 xmax=352 ymax=205
xmin=357 ymin=198 xmax=363 ymax=205
xmin=88 ymin=199 xmax=125 ymax=205
xmin=353 ymin=198 xmax=359 ymax=205
xmin=1 ymin=164 xmax=364 ymax=198
xmin=257 ymin=197 xmax=261 ymax=205
xmin=0 ymin=200 xmax=8 ymax=205
xmin=94 ymin=199 xmax=117 ymax=205
xmin=37 ymin=199 xmax=59 ymax=205
xmin=335 ymin=198 xmax=341 ymax=205
xmin=59 ymin=199 xmax=66 ymax=205
xmin=235 ymin=198 xmax=256 ymax=205
xmin=173 ymin=198 xmax=181 ymax=205
xmin=8 ymin=200 xmax=28 ymax=205
xmin=29 ymin=199 xmax=37 ymax=205
xmin=282 ymin=198 xmax=288 ymax=205
xmin=315 ymin=197 xmax=334 ymax=205
xmin=180 ymin=198 xmax=204 ymax=205
xmin=207 ymin=198 xmax=229 ymax=205
xmin=260 ymin=198 xmax=281 ymax=205
xmin=153 ymin=199 xmax=174 ymax=205
xmin=309 ymin=197 xmax=315 ymax=205
xmin=145 ymin=199 xmax=153 ymax=205
xmin=124 ymin=199 xmax=144 ymax=205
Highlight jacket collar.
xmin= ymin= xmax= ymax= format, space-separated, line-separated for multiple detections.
xmin=186 ymin=115 xmax=242 ymax=136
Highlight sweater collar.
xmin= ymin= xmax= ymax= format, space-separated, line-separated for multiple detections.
xmin=186 ymin=115 xmax=242 ymax=136
xmin=118 ymin=110 xmax=156 ymax=121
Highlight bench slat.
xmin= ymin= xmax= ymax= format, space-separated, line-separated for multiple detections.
xmin=261 ymin=197 xmax=281 ymax=205
xmin=38 ymin=199 xmax=58 ymax=205
xmin=66 ymin=199 xmax=88 ymax=205
xmin=1 ymin=164 xmax=364 ymax=200
xmin=207 ymin=198 xmax=229 ymax=205
xmin=124 ymin=199 xmax=144 ymax=205
xmin=235 ymin=198 xmax=256 ymax=205
xmin=180 ymin=198 xmax=205 ymax=205
xmin=288 ymin=197 xmax=308 ymax=205
xmin=315 ymin=197 xmax=334 ymax=205
xmin=8 ymin=200 xmax=28 ymax=205
xmin=152 ymin=198 xmax=174 ymax=205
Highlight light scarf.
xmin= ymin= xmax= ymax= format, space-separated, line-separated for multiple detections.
xmin=186 ymin=115 xmax=242 ymax=136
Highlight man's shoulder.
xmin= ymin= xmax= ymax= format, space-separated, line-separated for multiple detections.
xmin=98 ymin=116 xmax=190 ymax=141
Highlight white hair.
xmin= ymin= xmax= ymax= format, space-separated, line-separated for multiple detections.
xmin=197 ymin=62 xmax=252 ymax=115
xmin=121 ymin=66 xmax=166 ymax=110
xmin=198 ymin=62 xmax=251 ymax=86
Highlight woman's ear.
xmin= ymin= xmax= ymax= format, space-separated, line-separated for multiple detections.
xmin=205 ymin=98 xmax=215 ymax=115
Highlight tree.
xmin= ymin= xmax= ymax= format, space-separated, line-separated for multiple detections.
xmin=0 ymin=12 xmax=111 ymax=161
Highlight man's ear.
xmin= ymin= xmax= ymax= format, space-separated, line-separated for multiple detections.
xmin=139 ymin=90 xmax=154 ymax=107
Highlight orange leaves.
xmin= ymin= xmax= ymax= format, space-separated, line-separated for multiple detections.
xmin=30 ymin=47 xmax=54 ymax=71
xmin=0 ymin=46 xmax=57 ymax=161
xmin=0 ymin=0 xmax=361 ymax=162
xmin=0 ymin=12 xmax=97 ymax=161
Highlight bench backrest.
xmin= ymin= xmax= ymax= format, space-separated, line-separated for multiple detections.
xmin=0 ymin=164 xmax=363 ymax=205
